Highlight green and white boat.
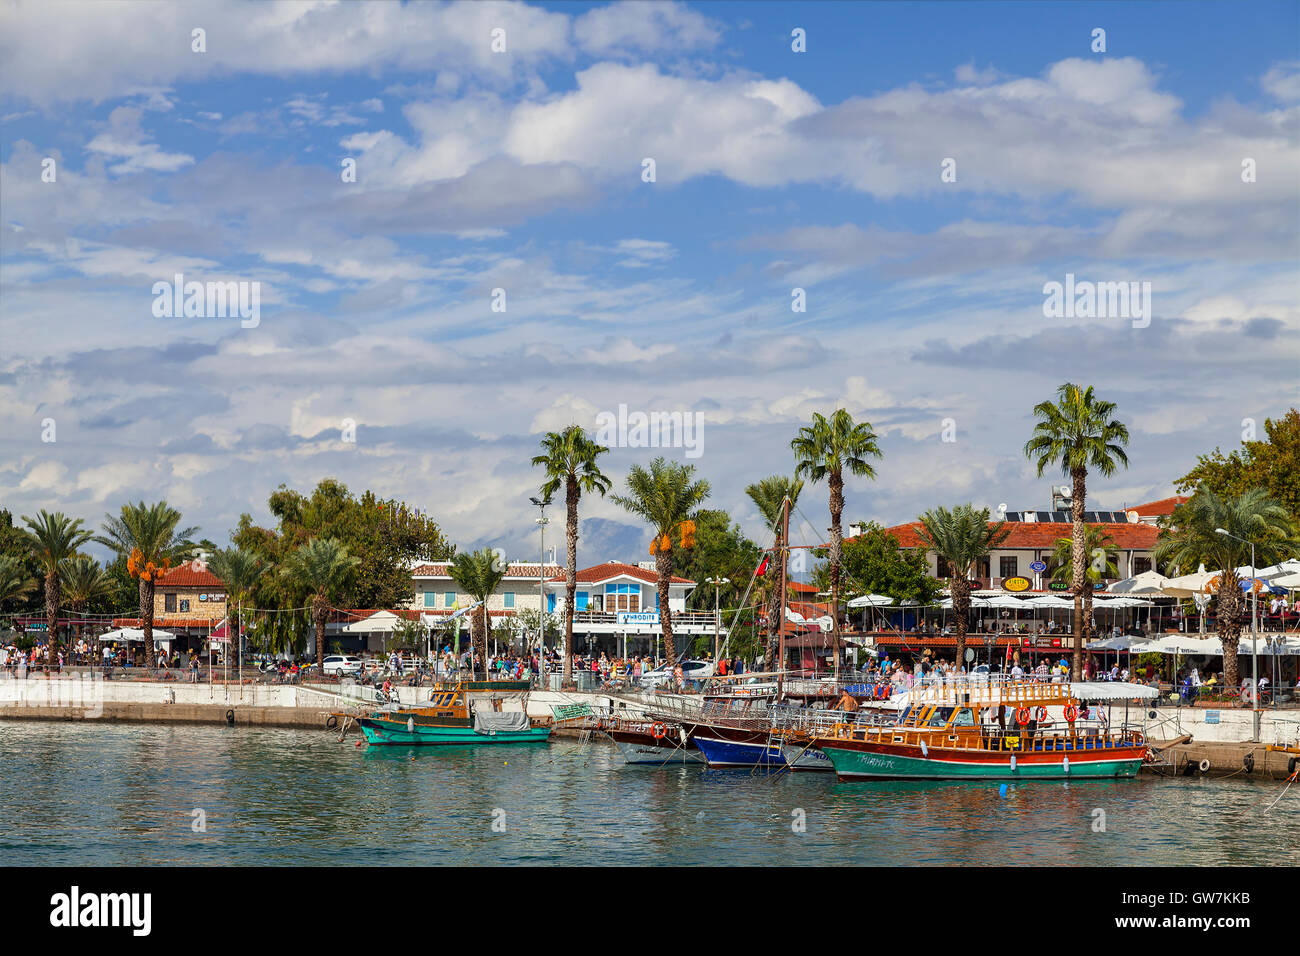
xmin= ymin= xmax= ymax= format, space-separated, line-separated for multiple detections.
xmin=341 ymin=680 xmax=552 ymax=746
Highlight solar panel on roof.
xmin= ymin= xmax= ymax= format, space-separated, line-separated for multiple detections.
xmin=1038 ymin=512 xmax=1053 ymax=522
xmin=1052 ymin=511 xmax=1068 ymax=522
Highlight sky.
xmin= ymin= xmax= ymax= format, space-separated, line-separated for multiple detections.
xmin=1 ymin=0 xmax=1298 ymax=566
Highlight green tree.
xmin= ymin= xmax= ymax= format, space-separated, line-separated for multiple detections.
xmin=206 ymin=548 xmax=266 ymax=663
xmin=447 ymin=548 xmax=507 ymax=678
xmin=914 ymin=505 xmax=1009 ymax=670
xmin=792 ymin=409 xmax=882 ymax=641
xmin=1174 ymin=409 xmax=1300 ymax=522
xmin=21 ymin=511 xmax=94 ymax=663
xmin=532 ymin=426 xmax=612 ymax=685
xmin=59 ymin=554 xmax=111 ymax=646
xmin=840 ymin=523 xmax=941 ymax=605
xmin=1153 ymin=487 xmax=1297 ymax=687
xmin=234 ymin=480 xmax=454 ymax=612
xmin=1024 ymin=383 xmax=1130 ymax=679
xmin=282 ymin=538 xmax=358 ymax=672
xmin=745 ymin=475 xmax=803 ymax=667
xmin=1045 ymin=527 xmax=1118 ymax=647
xmin=613 ymin=457 xmax=711 ymax=663
xmin=98 ymin=501 xmax=196 ymax=653
xmin=0 ymin=553 xmax=35 ymax=610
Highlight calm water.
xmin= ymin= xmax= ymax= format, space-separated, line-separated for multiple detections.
xmin=1 ymin=722 xmax=1296 ymax=866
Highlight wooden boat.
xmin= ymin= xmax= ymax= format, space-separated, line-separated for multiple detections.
xmin=337 ymin=680 xmax=552 ymax=747
xmin=810 ymin=678 xmax=1151 ymax=781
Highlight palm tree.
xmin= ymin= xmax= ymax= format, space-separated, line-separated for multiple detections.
xmin=282 ymin=538 xmax=358 ymax=672
xmin=1153 ymin=487 xmax=1297 ymax=688
xmin=1046 ymin=527 xmax=1118 ymax=649
xmin=792 ymin=409 xmax=882 ymax=642
xmin=914 ymin=505 xmax=1009 ymax=670
xmin=60 ymin=554 xmax=111 ymax=649
xmin=21 ymin=511 xmax=94 ymax=665
xmin=1023 ymin=383 xmax=1130 ymax=679
xmin=98 ymin=501 xmax=197 ymax=654
xmin=745 ymin=475 xmax=804 ymax=670
xmin=207 ymin=548 xmax=266 ymax=668
xmin=448 ymin=548 xmax=507 ymax=678
xmin=613 ymin=457 xmax=711 ymax=664
xmin=0 ymin=553 xmax=35 ymax=608
xmin=532 ymin=426 xmax=612 ymax=685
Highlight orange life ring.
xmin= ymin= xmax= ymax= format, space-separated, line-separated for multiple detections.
xmin=1016 ymin=707 xmax=1031 ymax=726
xmin=1035 ymin=706 xmax=1048 ymax=722
xmin=652 ymin=722 xmax=666 ymax=739
xmin=1064 ymin=704 xmax=1078 ymax=722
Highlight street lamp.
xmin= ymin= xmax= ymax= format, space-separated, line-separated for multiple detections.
xmin=531 ymin=495 xmax=551 ymax=690
xmin=1215 ymin=527 xmax=1260 ymax=742
xmin=705 ymin=576 xmax=730 ymax=662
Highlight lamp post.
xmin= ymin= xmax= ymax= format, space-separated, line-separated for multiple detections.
xmin=531 ymin=495 xmax=551 ymax=690
xmin=1215 ymin=528 xmax=1259 ymax=742
xmin=705 ymin=576 xmax=730 ymax=663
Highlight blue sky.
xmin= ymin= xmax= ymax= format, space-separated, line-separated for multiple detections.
xmin=1 ymin=0 xmax=1297 ymax=564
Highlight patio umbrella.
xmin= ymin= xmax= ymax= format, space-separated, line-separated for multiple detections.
xmin=847 ymin=594 xmax=895 ymax=608
xmin=1271 ymin=571 xmax=1300 ymax=589
xmin=1106 ymin=570 xmax=1171 ymax=595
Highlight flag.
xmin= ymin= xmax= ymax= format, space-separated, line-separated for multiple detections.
xmin=755 ymin=556 xmax=769 ymax=577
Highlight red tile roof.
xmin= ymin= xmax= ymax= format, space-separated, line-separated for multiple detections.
xmin=1131 ymin=496 xmax=1189 ymax=516
xmin=881 ymin=520 xmax=1159 ymax=550
xmin=412 ymin=563 xmax=563 ymax=578
xmin=156 ymin=565 xmax=225 ymax=588
xmin=545 ymin=561 xmax=694 ymax=586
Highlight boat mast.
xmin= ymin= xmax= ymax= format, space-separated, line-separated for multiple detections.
xmin=777 ymin=495 xmax=789 ymax=699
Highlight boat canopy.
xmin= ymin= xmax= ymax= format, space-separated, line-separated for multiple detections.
xmin=1069 ymin=681 xmax=1158 ymax=701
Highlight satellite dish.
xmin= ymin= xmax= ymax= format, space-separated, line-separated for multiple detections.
xmin=1127 ymin=511 xmax=1140 ymax=523
xmin=964 ymin=648 xmax=975 ymax=662
xmin=1058 ymin=485 xmax=1072 ymax=497
xmin=997 ymin=503 xmax=1007 ymax=514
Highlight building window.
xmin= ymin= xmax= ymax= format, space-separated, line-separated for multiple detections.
xmin=1000 ymin=557 xmax=1019 ymax=579
xmin=165 ymin=593 xmax=176 ymax=613
xmin=445 ymin=592 xmax=455 ymax=608
xmin=423 ymin=591 xmax=436 ymax=608
xmin=936 ymin=556 xmax=951 ymax=578
xmin=605 ymin=583 xmax=640 ymax=612
xmin=977 ymin=557 xmax=991 ymax=580
xmin=503 ymin=592 xmax=515 ymax=609
xmin=1133 ymin=556 xmax=1152 ymax=575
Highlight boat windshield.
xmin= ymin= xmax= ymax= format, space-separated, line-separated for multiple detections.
xmin=952 ymin=708 xmax=975 ymax=727
xmin=924 ymin=707 xmax=954 ymax=727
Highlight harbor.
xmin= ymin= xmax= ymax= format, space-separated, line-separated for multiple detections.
xmin=0 ymin=719 xmax=1293 ymax=868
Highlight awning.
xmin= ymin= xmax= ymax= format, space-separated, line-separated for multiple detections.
xmin=848 ymin=594 xmax=895 ymax=608
xmin=98 ymin=627 xmax=176 ymax=644
xmin=1069 ymin=681 xmax=1158 ymax=701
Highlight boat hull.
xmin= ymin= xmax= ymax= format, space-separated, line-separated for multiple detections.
xmin=357 ymin=717 xmax=551 ymax=747
xmin=821 ymin=741 xmax=1143 ymax=781
xmin=694 ymin=734 xmax=832 ymax=771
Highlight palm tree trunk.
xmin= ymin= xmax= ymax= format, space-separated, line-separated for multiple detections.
xmin=140 ymin=576 xmax=155 ymax=667
xmin=828 ymin=470 xmax=844 ymax=638
xmin=1070 ymin=467 xmax=1087 ymax=681
xmin=765 ymin=541 xmax=782 ymax=671
xmin=313 ymin=594 xmax=329 ymax=672
xmin=478 ymin=605 xmax=491 ymax=678
xmin=564 ymin=476 xmax=579 ymax=686
xmin=1217 ymin=576 xmax=1243 ymax=689
xmin=44 ymin=571 xmax=59 ymax=667
xmin=953 ymin=577 xmax=969 ymax=668
xmin=655 ymin=546 xmax=676 ymax=663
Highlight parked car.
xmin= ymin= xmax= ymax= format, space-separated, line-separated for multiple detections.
xmin=322 ymin=654 xmax=363 ymax=677
xmin=639 ymin=659 xmax=714 ymax=688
